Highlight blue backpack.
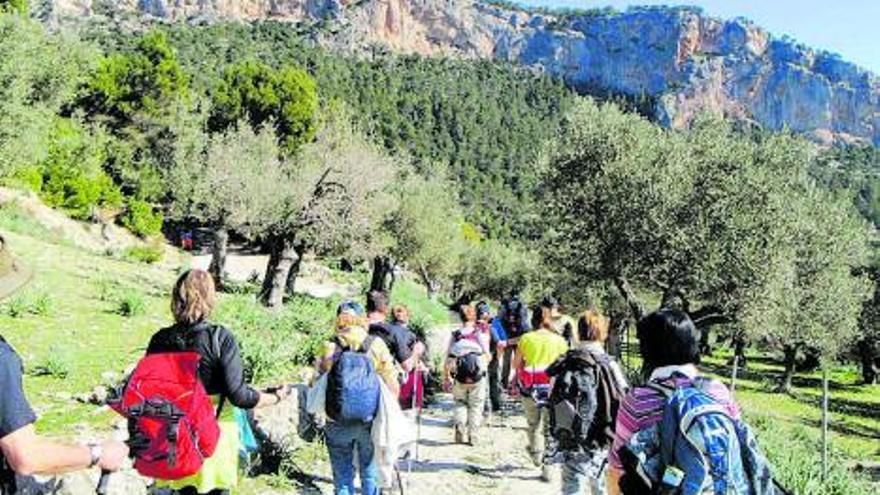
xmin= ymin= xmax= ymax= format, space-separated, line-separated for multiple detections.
xmin=620 ymin=377 xmax=776 ymax=495
xmin=325 ymin=336 xmax=381 ymax=424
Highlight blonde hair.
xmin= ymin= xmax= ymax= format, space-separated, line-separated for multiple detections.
xmin=460 ymin=304 xmax=477 ymax=323
xmin=171 ymin=269 xmax=216 ymax=325
xmin=577 ymin=309 xmax=609 ymax=343
xmin=335 ymin=313 xmax=366 ymax=332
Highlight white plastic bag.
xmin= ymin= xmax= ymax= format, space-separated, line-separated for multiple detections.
xmin=372 ymin=381 xmax=416 ymax=486
xmin=306 ymin=373 xmax=327 ymax=416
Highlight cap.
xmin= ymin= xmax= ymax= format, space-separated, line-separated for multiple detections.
xmin=336 ymin=300 xmax=365 ymax=316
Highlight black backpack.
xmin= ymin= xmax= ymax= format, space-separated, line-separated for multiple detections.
xmin=451 ymin=330 xmax=486 ymax=384
xmin=547 ymin=349 xmax=625 ymax=451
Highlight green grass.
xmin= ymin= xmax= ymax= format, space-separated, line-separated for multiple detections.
xmin=391 ymin=278 xmax=453 ymax=327
xmin=0 ymin=201 xmax=69 ymax=245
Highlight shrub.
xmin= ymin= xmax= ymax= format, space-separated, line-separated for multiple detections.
xmin=116 ymin=290 xmax=146 ymax=317
xmin=120 ymin=199 xmax=163 ymax=237
xmin=121 ymin=244 xmax=164 ymax=264
xmin=3 ymin=290 xmax=54 ymax=317
xmin=215 ymin=294 xmax=337 ymax=384
xmin=30 ymin=346 xmax=71 ymax=379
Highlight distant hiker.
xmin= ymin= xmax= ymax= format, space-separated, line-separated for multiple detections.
xmin=547 ymin=310 xmax=628 ymax=495
xmin=0 ymin=236 xmax=128 ymax=491
xmin=366 ymin=291 xmax=425 ymax=375
xmin=510 ymin=304 xmax=568 ymax=482
xmin=542 ymin=295 xmax=577 ymax=347
xmin=317 ymin=310 xmax=400 ymax=495
xmin=119 ymin=269 xmax=287 ymax=495
xmin=499 ymin=295 xmax=532 ymax=389
xmin=391 ymin=303 xmax=426 ymax=413
xmin=444 ymin=304 xmax=491 ymax=445
xmin=607 ymin=309 xmax=775 ymax=495
xmin=476 ymin=301 xmax=503 ymax=413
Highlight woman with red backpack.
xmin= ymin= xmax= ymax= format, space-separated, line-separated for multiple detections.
xmin=126 ymin=269 xmax=288 ymax=495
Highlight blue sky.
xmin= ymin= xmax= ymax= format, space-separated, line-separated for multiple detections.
xmin=518 ymin=1 xmax=880 ymax=73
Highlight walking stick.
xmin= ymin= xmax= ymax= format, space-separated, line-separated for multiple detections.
xmin=95 ymin=470 xmax=111 ymax=495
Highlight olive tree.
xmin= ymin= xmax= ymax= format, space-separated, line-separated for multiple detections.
xmin=543 ymin=100 xmax=870 ymax=384
xmin=382 ymin=169 xmax=467 ymax=297
xmin=258 ymin=104 xmax=397 ymax=308
xmin=167 ymin=120 xmax=288 ymax=288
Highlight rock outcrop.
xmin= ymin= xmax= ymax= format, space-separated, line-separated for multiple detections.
xmin=45 ymin=0 xmax=880 ymax=146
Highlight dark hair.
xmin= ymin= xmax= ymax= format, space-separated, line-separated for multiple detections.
xmin=366 ymin=290 xmax=389 ymax=314
xmin=476 ymin=301 xmax=491 ymax=319
xmin=541 ymin=295 xmax=559 ymax=309
xmin=637 ymin=308 xmax=701 ymax=370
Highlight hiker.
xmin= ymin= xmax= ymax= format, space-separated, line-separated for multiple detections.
xmin=606 ymin=308 xmax=774 ymax=495
xmin=391 ymin=303 xmax=426 ymax=414
xmin=499 ymin=295 xmax=531 ymax=389
xmin=476 ymin=301 xmax=503 ymax=413
xmin=316 ymin=309 xmax=400 ymax=495
xmin=366 ymin=291 xmax=425 ymax=375
xmin=541 ymin=295 xmax=577 ymax=347
xmin=547 ymin=310 xmax=628 ymax=495
xmin=510 ymin=304 xmax=568 ymax=481
xmin=444 ymin=304 xmax=491 ymax=445
xmin=0 ymin=236 xmax=128 ymax=491
xmin=136 ymin=269 xmax=287 ymax=495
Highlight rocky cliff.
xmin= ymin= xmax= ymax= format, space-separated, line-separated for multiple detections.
xmin=47 ymin=0 xmax=880 ymax=146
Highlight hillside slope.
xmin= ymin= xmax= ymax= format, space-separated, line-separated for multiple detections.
xmin=43 ymin=0 xmax=880 ymax=146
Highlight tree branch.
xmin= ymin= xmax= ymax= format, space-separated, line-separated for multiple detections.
xmin=614 ymin=275 xmax=645 ymax=321
xmin=689 ymin=305 xmax=731 ymax=329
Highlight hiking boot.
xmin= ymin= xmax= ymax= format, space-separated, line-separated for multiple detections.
xmin=454 ymin=425 xmax=465 ymax=444
xmin=529 ymin=450 xmax=542 ymax=467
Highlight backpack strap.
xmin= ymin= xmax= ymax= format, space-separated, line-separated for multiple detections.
xmin=210 ymin=327 xmax=227 ymax=419
xmin=359 ymin=335 xmax=377 ymax=354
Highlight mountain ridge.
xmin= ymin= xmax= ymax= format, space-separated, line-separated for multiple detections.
xmin=43 ymin=0 xmax=880 ymax=146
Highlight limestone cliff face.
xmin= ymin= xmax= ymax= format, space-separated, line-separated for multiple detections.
xmin=47 ymin=0 xmax=880 ymax=145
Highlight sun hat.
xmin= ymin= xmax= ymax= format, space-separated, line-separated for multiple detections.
xmin=0 ymin=235 xmax=32 ymax=301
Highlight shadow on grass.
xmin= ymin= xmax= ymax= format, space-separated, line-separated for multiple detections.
xmin=700 ymin=362 xmax=865 ymax=394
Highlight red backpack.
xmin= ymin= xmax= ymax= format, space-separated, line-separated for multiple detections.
xmin=110 ymin=350 xmax=221 ymax=480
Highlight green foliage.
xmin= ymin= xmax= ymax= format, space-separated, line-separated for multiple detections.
xmin=0 ymin=16 xmax=96 ymax=178
xmin=121 ymin=244 xmax=164 ymax=264
xmin=452 ymin=238 xmax=539 ymax=301
xmin=209 ymin=60 xmax=318 ymax=153
xmin=120 ymin=198 xmax=163 ymax=237
xmin=30 ymin=345 xmax=71 ymax=379
xmin=214 ymin=294 xmax=337 ymax=383
xmin=90 ymin=23 xmax=577 ymax=237
xmin=748 ymin=417 xmax=876 ymax=495
xmin=3 ymin=289 xmax=54 ymax=318
xmin=0 ymin=0 xmax=27 ymax=15
xmin=385 ymin=169 xmax=466 ymax=293
xmin=812 ymin=145 xmax=880 ymax=227
xmin=116 ymin=289 xmax=146 ymax=317
xmin=82 ymin=30 xmax=188 ymax=121
xmin=0 ymin=201 xmax=64 ymax=243
xmin=37 ymin=118 xmax=123 ymax=219
xmin=544 ymin=100 xmax=871 ymax=360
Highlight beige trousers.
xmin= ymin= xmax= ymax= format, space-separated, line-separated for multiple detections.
xmin=452 ymin=380 xmax=487 ymax=432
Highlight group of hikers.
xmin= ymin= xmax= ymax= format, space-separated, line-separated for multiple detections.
xmin=0 ymin=233 xmax=778 ymax=495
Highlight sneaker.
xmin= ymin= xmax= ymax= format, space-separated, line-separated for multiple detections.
xmin=454 ymin=426 xmax=464 ymax=444
xmin=468 ymin=429 xmax=478 ymax=447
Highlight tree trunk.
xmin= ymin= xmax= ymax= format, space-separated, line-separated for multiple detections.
xmin=613 ymin=275 xmax=645 ymax=322
xmin=858 ymin=338 xmax=878 ymax=385
xmin=284 ymin=242 xmax=307 ymax=296
xmin=208 ymin=227 xmax=229 ymax=290
xmin=781 ymin=345 xmax=798 ymax=392
xmin=259 ymin=235 xmax=298 ymax=309
xmin=699 ymin=325 xmax=713 ymax=357
xmin=606 ymin=315 xmax=627 ymax=359
xmin=370 ymin=255 xmax=394 ymax=293
xmin=418 ymin=265 xmax=439 ymax=300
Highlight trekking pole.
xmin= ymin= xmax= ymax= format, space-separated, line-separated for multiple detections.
xmin=95 ymin=470 xmax=111 ymax=495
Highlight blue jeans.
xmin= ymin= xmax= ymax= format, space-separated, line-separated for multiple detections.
xmin=325 ymin=421 xmax=379 ymax=495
